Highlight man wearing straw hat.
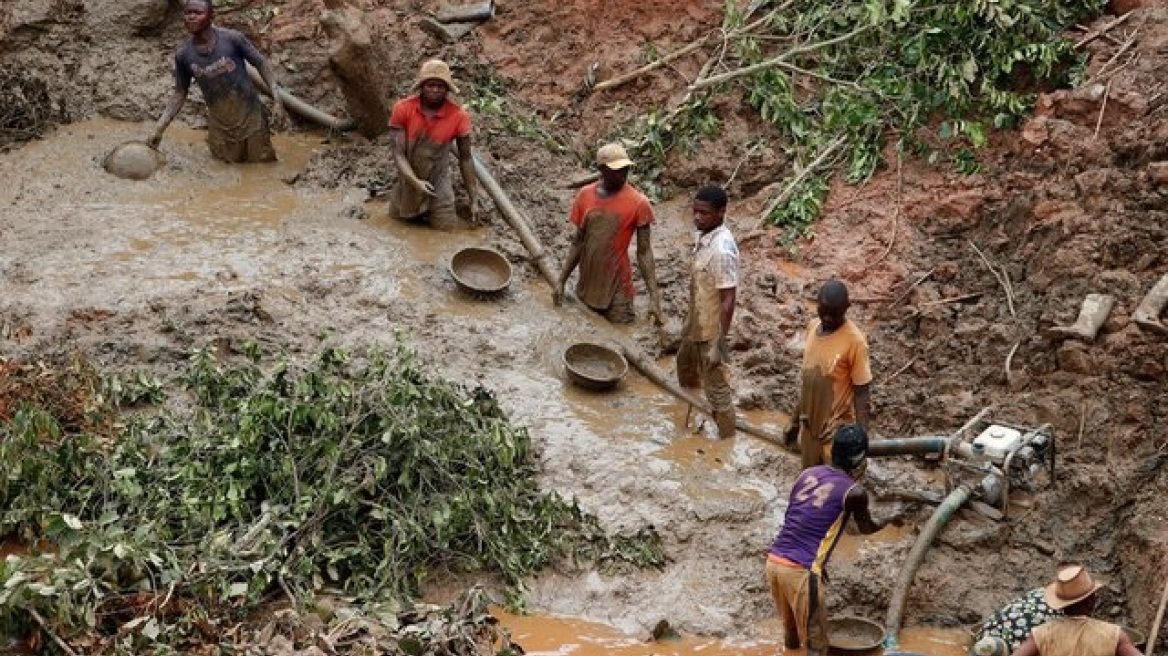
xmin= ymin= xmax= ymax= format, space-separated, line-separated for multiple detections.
xmin=1008 ymin=565 xmax=1143 ymax=656
xmin=387 ymin=59 xmax=478 ymax=230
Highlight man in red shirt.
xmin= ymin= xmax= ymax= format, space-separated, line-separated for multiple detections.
xmin=387 ymin=59 xmax=477 ymax=230
xmin=554 ymin=143 xmax=663 ymax=325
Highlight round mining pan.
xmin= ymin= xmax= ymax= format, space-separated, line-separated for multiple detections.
xmin=449 ymin=247 xmax=512 ymax=297
xmin=827 ymin=616 xmax=886 ymax=653
xmin=563 ymin=342 xmax=627 ymax=391
xmin=103 ymin=141 xmax=165 ymax=181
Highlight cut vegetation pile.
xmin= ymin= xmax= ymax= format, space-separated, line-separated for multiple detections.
xmin=0 ymin=343 xmax=663 ymax=653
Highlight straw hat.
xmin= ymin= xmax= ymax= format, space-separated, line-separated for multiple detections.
xmin=1043 ymin=565 xmax=1104 ymax=610
xmin=415 ymin=59 xmax=459 ymax=93
xmin=596 ymin=143 xmax=633 ymax=170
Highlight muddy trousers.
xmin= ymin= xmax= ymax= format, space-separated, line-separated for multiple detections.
xmin=798 ymin=423 xmax=834 ymax=469
xmin=676 ymin=339 xmax=735 ymax=437
xmin=582 ymin=287 xmax=635 ymax=325
xmin=765 ymin=557 xmax=828 ymax=655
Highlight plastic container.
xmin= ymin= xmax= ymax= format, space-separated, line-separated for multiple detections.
xmin=972 ymin=425 xmax=1023 ymax=460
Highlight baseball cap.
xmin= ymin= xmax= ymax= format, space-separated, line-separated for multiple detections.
xmin=596 ymin=143 xmax=633 ymax=170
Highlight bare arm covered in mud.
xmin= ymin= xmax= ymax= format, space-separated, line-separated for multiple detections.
xmin=844 ymin=485 xmax=889 ymax=534
xmin=149 ymin=88 xmax=188 ymax=147
xmin=390 ymin=127 xmax=435 ymax=197
xmin=707 ymin=286 xmax=736 ymax=364
xmin=635 ymin=225 xmax=663 ymax=325
xmin=554 ymin=228 xmax=585 ymax=306
xmin=255 ymin=57 xmax=287 ymax=125
xmin=456 ymin=134 xmax=478 ymax=222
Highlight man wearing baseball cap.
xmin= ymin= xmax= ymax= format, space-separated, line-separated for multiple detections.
xmin=554 ymin=143 xmax=663 ymax=325
xmin=386 ymin=59 xmax=477 ymax=230
xmin=1009 ymin=566 xmax=1143 ymax=656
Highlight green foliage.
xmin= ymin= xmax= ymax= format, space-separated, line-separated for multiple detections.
xmin=0 ymin=344 xmax=664 ymax=652
xmin=621 ymin=97 xmax=722 ymax=199
xmin=622 ymin=0 xmax=1104 ymax=230
xmin=468 ymin=76 xmax=570 ymax=156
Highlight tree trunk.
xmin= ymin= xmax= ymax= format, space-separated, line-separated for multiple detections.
xmin=319 ymin=0 xmax=390 ymax=138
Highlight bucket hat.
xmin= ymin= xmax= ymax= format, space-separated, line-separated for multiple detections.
xmin=1043 ymin=565 xmax=1103 ymax=610
xmin=415 ymin=59 xmax=459 ymax=93
xmin=596 ymin=143 xmax=633 ymax=170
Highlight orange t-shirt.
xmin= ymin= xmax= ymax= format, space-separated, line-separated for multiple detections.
xmin=797 ymin=318 xmax=873 ymax=443
xmin=568 ymin=182 xmax=654 ymax=308
xmin=387 ymin=95 xmax=471 ymax=145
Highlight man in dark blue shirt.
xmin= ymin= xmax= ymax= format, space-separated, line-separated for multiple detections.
xmin=149 ymin=0 xmax=285 ymax=162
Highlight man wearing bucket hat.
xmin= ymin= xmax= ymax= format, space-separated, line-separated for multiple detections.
xmin=149 ymin=0 xmax=287 ymax=162
xmin=554 ymin=143 xmax=663 ymax=325
xmin=386 ymin=59 xmax=477 ymax=231
xmin=1009 ymin=565 xmax=1143 ymax=656
xmin=765 ymin=424 xmax=897 ymax=656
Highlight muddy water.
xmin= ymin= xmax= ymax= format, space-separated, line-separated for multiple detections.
xmin=493 ymin=608 xmax=969 ymax=656
xmin=2 ymin=119 xmax=957 ymax=642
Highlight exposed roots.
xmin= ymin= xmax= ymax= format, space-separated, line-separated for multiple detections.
xmin=0 ymin=69 xmax=61 ymax=148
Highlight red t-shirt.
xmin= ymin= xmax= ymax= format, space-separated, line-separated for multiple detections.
xmin=388 ymin=95 xmax=471 ymax=145
xmin=568 ymin=182 xmax=655 ymax=306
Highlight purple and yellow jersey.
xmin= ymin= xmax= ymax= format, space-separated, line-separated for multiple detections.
xmin=768 ymin=465 xmax=856 ymax=574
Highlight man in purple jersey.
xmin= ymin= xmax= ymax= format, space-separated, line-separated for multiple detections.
xmin=765 ymin=424 xmax=897 ymax=656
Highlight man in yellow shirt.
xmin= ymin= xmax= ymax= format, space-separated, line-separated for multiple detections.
xmin=785 ymin=280 xmax=872 ymax=468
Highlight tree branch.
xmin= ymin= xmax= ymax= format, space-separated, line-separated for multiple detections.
xmin=756 ymin=135 xmax=847 ymax=228
xmin=689 ymin=24 xmax=874 ymax=92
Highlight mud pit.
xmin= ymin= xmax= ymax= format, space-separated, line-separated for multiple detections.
xmin=3 ymin=0 xmax=1168 ymax=653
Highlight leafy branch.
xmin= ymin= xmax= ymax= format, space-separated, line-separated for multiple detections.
xmin=602 ymin=0 xmax=1104 ymax=240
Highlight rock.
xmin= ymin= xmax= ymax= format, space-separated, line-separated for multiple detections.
xmin=86 ymin=0 xmax=171 ymax=35
xmin=1107 ymin=0 xmax=1153 ymax=14
xmin=911 ymin=189 xmax=991 ymax=234
xmin=9 ymin=0 xmax=56 ymax=30
xmin=1035 ymin=87 xmax=1145 ymax=128
xmin=1148 ymin=162 xmax=1168 ymax=186
xmin=1074 ymin=169 xmax=1111 ymax=198
xmin=1056 ymin=342 xmax=1097 ymax=375
xmin=1020 ymin=117 xmax=1050 ymax=149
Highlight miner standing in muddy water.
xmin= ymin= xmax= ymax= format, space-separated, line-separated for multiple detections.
xmin=553 ymin=143 xmax=663 ymax=325
xmin=386 ymin=59 xmax=477 ymax=231
xmin=766 ymin=424 xmax=895 ymax=656
xmin=784 ymin=280 xmax=872 ymax=468
xmin=676 ymin=185 xmax=739 ymax=438
xmin=148 ymin=0 xmax=287 ymax=162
